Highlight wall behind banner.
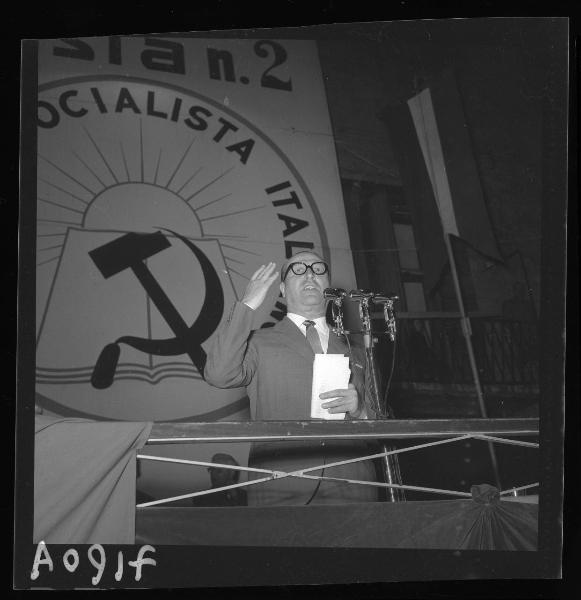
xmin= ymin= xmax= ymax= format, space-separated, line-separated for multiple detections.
xmin=34 ymin=35 xmax=356 ymax=500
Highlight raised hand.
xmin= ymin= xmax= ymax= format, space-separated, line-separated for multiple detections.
xmin=242 ymin=262 xmax=279 ymax=310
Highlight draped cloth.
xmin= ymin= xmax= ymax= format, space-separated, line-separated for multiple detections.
xmin=34 ymin=414 xmax=152 ymax=544
xmin=136 ymin=484 xmax=538 ymax=549
xmin=396 ymin=484 xmax=538 ymax=550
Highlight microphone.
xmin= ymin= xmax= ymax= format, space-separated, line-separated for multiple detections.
xmin=323 ymin=288 xmax=347 ymax=299
xmin=373 ymin=292 xmax=399 ymax=303
xmin=349 ymin=289 xmax=398 ymax=302
xmin=348 ymin=289 xmax=374 ymax=300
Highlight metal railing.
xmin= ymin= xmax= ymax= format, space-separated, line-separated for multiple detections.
xmin=383 ymin=315 xmax=539 ymax=385
xmin=136 ymin=418 xmax=539 ymax=507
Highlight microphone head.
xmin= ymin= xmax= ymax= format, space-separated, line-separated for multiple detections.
xmin=374 ymin=292 xmax=399 ymax=303
xmin=323 ymin=288 xmax=346 ymax=299
xmin=349 ymin=289 xmax=373 ymax=299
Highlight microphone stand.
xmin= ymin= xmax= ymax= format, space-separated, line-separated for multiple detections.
xmin=325 ymin=288 xmax=406 ymax=502
xmin=354 ymin=291 xmax=406 ymax=503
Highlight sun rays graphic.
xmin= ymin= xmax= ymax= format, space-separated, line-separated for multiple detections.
xmin=36 ymin=117 xmax=269 ymax=293
xmin=35 ymin=114 xmax=266 ymax=389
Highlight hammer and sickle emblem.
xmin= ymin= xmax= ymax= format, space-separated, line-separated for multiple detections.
xmin=88 ymin=230 xmax=224 ymax=389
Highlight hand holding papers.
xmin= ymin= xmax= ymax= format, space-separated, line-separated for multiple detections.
xmin=310 ymin=354 xmax=351 ymax=420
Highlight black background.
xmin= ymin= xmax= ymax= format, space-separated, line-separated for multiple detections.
xmin=6 ymin=1 xmax=578 ymax=597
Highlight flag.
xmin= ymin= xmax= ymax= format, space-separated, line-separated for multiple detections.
xmin=384 ymin=69 xmax=503 ymax=297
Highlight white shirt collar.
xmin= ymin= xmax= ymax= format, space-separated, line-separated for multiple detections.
xmin=286 ymin=313 xmax=328 ymax=331
xmin=286 ymin=313 xmax=330 ymax=353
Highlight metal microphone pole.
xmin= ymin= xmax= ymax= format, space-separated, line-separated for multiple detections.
xmin=350 ymin=291 xmax=405 ymax=502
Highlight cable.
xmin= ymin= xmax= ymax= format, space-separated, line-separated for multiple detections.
xmin=382 ymin=335 xmax=398 ymax=418
xmin=304 ymin=456 xmax=326 ymax=506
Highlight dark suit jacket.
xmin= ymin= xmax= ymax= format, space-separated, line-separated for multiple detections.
xmin=205 ymin=302 xmax=374 ymax=419
xmin=204 ymin=302 xmax=379 ymax=505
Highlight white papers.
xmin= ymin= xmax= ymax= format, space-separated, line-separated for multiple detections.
xmin=310 ymin=354 xmax=351 ymax=420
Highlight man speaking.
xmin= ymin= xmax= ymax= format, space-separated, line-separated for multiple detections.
xmin=204 ymin=251 xmax=379 ymax=506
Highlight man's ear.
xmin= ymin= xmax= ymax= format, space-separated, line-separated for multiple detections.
xmin=279 ymin=281 xmax=285 ymax=297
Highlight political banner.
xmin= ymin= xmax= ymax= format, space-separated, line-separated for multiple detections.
xmin=35 ymin=35 xmax=354 ymax=423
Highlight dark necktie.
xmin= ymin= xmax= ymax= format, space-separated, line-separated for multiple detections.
xmin=303 ymin=320 xmax=324 ymax=354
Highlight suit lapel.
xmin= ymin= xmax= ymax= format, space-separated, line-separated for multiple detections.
xmin=274 ymin=317 xmax=315 ymax=363
xmin=328 ymin=332 xmax=366 ymax=385
xmin=327 ymin=330 xmax=349 ymax=355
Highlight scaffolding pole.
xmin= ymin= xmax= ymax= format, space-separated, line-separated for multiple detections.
xmin=444 ymin=232 xmax=502 ymax=489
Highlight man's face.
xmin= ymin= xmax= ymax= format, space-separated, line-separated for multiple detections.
xmin=280 ymin=252 xmax=330 ymax=317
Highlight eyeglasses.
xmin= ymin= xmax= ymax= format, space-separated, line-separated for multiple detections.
xmin=282 ymin=261 xmax=329 ymax=280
